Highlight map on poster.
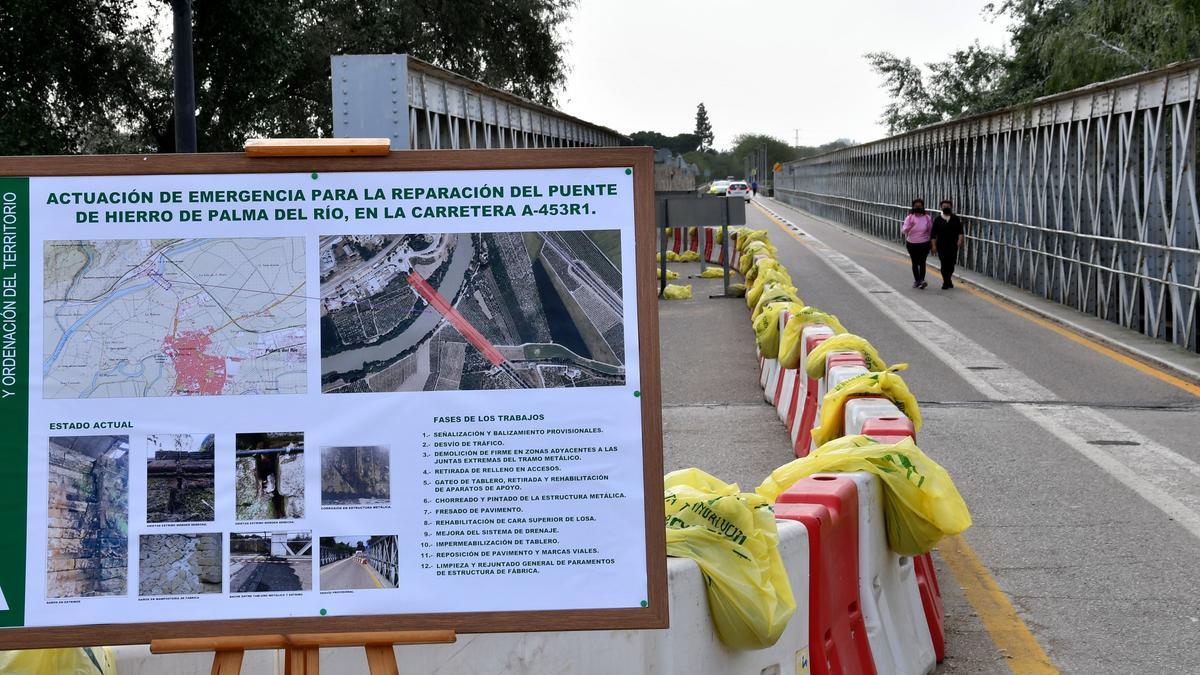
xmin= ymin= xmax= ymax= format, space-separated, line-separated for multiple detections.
xmin=43 ymin=237 xmax=307 ymax=399
xmin=0 ymin=163 xmax=654 ymax=640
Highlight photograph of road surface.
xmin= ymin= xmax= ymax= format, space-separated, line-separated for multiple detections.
xmin=320 ymin=231 xmax=625 ymax=392
xmin=229 ymin=531 xmax=312 ymax=593
xmin=235 ymin=432 xmax=305 ymax=520
xmin=146 ymin=433 xmax=215 ymax=523
xmin=321 ymin=446 xmax=390 ymax=506
xmin=319 ymin=536 xmax=399 ymax=590
xmin=47 ymin=435 xmax=129 ymax=598
xmin=42 ymin=237 xmax=307 ymax=399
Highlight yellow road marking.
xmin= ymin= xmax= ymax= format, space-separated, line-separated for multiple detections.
xmin=753 ymin=201 xmax=1200 ymax=399
xmin=753 ymin=202 xmax=1058 ymax=672
xmin=364 ymin=562 xmax=384 ymax=589
xmin=940 ymin=536 xmax=1058 ymax=674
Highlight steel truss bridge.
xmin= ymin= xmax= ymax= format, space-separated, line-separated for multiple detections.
xmin=775 ymin=60 xmax=1200 ymax=352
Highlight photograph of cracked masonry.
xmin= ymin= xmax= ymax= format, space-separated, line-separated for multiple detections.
xmin=229 ymin=531 xmax=313 ymax=593
xmin=137 ymin=533 xmax=222 ymax=597
xmin=146 ymin=433 xmax=215 ymax=523
xmin=318 ymin=535 xmax=399 ymax=590
xmin=234 ymin=432 xmax=304 ymax=521
xmin=46 ymin=435 xmax=129 ymax=599
xmin=319 ymin=230 xmax=625 ymax=393
xmin=320 ymin=445 xmax=390 ymax=506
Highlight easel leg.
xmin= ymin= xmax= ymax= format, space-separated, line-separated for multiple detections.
xmin=210 ymin=649 xmax=244 ymax=675
xmin=284 ymin=647 xmax=320 ymax=674
xmin=364 ymin=644 xmax=400 ymax=675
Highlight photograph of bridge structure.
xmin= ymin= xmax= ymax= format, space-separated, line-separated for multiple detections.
xmin=228 ymin=531 xmax=313 ymax=594
xmin=318 ymin=535 xmax=399 ymax=590
xmin=319 ymin=230 xmax=626 ymax=392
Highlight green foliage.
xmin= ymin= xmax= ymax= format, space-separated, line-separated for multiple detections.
xmin=869 ymin=0 xmax=1200 ymax=134
xmin=694 ymin=103 xmax=715 ymax=151
xmin=681 ymin=134 xmax=853 ymax=180
xmin=0 ymin=0 xmax=576 ymax=154
xmin=629 ymin=130 xmax=700 ymax=155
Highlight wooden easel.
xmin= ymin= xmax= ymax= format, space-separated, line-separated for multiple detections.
xmin=151 ymin=630 xmax=457 ymax=675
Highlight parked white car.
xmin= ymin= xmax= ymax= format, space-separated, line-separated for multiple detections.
xmin=726 ymin=181 xmax=751 ymax=201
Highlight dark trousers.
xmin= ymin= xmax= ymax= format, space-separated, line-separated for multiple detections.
xmin=906 ymin=241 xmax=931 ymax=282
xmin=938 ymin=245 xmax=958 ymax=285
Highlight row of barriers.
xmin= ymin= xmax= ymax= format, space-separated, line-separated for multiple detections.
xmin=730 ymin=217 xmax=947 ymax=674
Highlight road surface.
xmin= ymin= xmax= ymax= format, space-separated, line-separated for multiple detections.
xmin=319 ymin=555 xmax=395 ymax=590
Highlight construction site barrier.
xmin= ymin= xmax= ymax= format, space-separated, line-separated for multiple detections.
xmin=843 ymin=398 xmax=903 ymax=436
xmin=774 ymin=475 xmax=875 ymax=675
xmin=791 ymin=332 xmax=835 ymax=456
xmin=838 ymin=472 xmax=936 ymax=675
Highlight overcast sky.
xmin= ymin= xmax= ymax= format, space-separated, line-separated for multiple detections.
xmin=557 ymin=0 xmax=1012 ymax=148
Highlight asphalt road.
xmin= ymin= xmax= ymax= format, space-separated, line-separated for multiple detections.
xmin=319 ymin=555 xmax=394 ymax=590
xmin=229 ymin=558 xmax=312 ymax=593
xmin=659 ymin=197 xmax=1200 ymax=673
xmin=749 ymin=197 xmax=1200 ymax=673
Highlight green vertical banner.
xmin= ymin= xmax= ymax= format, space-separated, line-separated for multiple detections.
xmin=0 ymin=177 xmax=29 ymax=627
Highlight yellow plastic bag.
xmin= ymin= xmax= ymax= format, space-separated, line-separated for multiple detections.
xmin=738 ymin=243 xmax=772 ymax=276
xmin=656 ymin=250 xmax=682 ymax=262
xmin=663 ymin=283 xmax=692 ymax=300
xmin=777 ymin=307 xmax=849 ymax=369
xmin=700 ymin=266 xmax=727 ymax=278
xmin=0 ymin=647 xmax=117 ymax=674
xmin=665 ymin=468 xmax=796 ymax=649
xmin=736 ymin=229 xmax=774 ymax=253
xmin=804 ymin=334 xmax=887 ymax=378
xmin=678 ymin=250 xmax=700 ymax=262
xmin=756 ymin=436 xmax=972 ymax=555
xmin=751 ymin=284 xmax=802 ymax=321
xmin=811 ymin=366 xmax=921 ymax=447
xmin=746 ymin=257 xmax=785 ymax=286
xmin=728 ymin=283 xmax=747 ymax=297
xmin=657 ymin=268 xmax=680 ymax=280
xmin=746 ymin=268 xmax=793 ymax=308
xmin=753 ymin=301 xmax=806 ymax=358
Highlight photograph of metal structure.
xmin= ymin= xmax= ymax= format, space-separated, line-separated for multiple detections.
xmin=318 ymin=535 xmax=399 ymax=590
xmin=320 ymin=446 xmax=390 ymax=506
xmin=46 ymin=435 xmax=129 ymax=599
xmin=146 ymin=433 xmax=214 ymax=523
xmin=234 ymin=432 xmax=305 ymax=520
xmin=774 ymin=61 xmax=1200 ymax=353
xmin=229 ymin=531 xmax=313 ymax=594
xmin=320 ymin=230 xmax=625 ymax=392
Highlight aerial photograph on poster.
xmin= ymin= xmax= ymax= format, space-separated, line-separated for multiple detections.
xmin=319 ymin=231 xmax=626 ymax=392
xmin=42 ymin=237 xmax=307 ymax=399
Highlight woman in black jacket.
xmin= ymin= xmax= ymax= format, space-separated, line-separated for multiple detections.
xmin=931 ymin=199 xmax=964 ymax=289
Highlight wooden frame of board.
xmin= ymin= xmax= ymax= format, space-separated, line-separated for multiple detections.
xmin=0 ymin=146 xmax=666 ymax=649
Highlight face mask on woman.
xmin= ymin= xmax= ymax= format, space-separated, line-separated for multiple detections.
xmin=913 ymin=205 xmax=925 ymax=214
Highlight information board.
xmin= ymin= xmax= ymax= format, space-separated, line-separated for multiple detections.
xmin=0 ymin=148 xmax=665 ymax=648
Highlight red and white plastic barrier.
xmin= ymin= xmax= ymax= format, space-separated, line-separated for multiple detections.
xmin=839 ymin=472 xmax=937 ymax=675
xmin=774 ymin=475 xmax=876 ymax=675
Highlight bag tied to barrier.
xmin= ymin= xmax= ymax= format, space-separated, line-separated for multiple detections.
xmin=804 ymin=333 xmax=888 ymax=379
xmin=777 ymin=307 xmax=848 ymax=369
xmin=756 ymin=435 xmax=972 ymax=555
xmin=753 ymin=301 xmax=806 ymax=359
xmin=811 ymin=365 xmax=921 ymax=447
xmin=751 ymin=284 xmax=802 ymax=322
xmin=665 ymin=468 xmax=797 ymax=649
xmin=746 ymin=268 xmax=793 ymax=309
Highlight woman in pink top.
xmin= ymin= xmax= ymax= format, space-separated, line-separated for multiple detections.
xmin=901 ymin=197 xmax=933 ymax=289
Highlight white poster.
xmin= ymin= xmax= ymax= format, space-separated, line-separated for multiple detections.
xmin=12 ymin=166 xmax=647 ymax=628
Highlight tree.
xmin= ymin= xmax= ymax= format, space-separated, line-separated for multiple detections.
xmin=628 ymin=130 xmax=701 ymax=155
xmin=866 ymin=44 xmax=1007 ymax=134
xmin=694 ymin=102 xmax=715 ymax=152
xmin=868 ymin=0 xmax=1200 ymax=135
xmin=0 ymin=0 xmax=578 ymax=154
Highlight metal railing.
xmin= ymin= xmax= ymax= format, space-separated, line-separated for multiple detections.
xmin=775 ymin=60 xmax=1200 ymax=352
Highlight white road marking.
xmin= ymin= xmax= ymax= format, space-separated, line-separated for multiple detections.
xmin=756 ymin=200 xmax=1200 ymax=541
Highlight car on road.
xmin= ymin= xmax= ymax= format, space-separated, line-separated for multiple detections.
xmin=727 ymin=181 xmax=750 ymax=201
xmin=707 ymin=180 xmax=731 ymax=196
